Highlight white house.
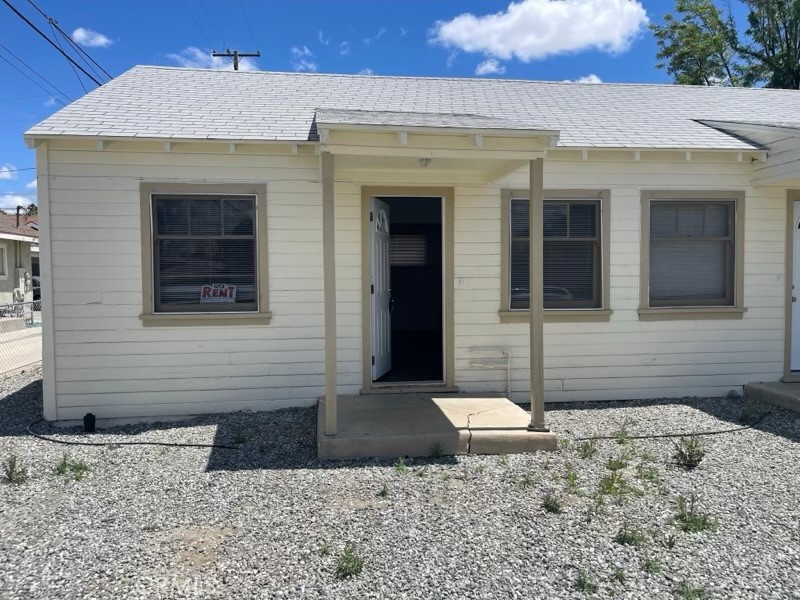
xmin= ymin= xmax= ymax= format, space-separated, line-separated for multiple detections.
xmin=0 ymin=213 xmax=37 ymax=307
xmin=24 ymin=66 xmax=800 ymax=450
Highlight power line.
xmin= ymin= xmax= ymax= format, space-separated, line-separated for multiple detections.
xmin=0 ymin=49 xmax=68 ymax=105
xmin=50 ymin=21 xmax=87 ymax=93
xmin=0 ymin=167 xmax=36 ymax=173
xmin=25 ymin=0 xmax=112 ymax=81
xmin=1 ymin=0 xmax=103 ymax=86
xmin=200 ymin=0 xmax=226 ymax=48
xmin=238 ymin=0 xmax=258 ymax=50
xmin=0 ymin=41 xmax=71 ymax=102
xmin=179 ymin=0 xmax=214 ymax=48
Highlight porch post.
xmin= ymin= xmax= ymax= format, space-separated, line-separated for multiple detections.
xmin=528 ymin=157 xmax=548 ymax=431
xmin=321 ymin=151 xmax=338 ymax=435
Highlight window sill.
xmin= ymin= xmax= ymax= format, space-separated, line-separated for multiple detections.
xmin=499 ymin=309 xmax=613 ymax=323
xmin=139 ymin=312 xmax=272 ymax=327
xmin=638 ymin=307 xmax=747 ymax=321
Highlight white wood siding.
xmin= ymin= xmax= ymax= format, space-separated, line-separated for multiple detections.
xmin=48 ymin=145 xmax=787 ymax=419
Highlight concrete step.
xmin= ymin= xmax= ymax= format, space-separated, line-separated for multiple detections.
xmin=745 ymin=382 xmax=800 ymax=413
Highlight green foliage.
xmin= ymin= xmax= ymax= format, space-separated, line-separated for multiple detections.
xmin=542 ymin=491 xmax=563 ymax=514
xmin=643 ymin=557 xmax=664 ymax=574
xmin=599 ymin=471 xmax=641 ymax=500
xmin=429 ymin=441 xmax=444 ymax=457
xmin=564 ymin=462 xmax=580 ymax=494
xmin=676 ymin=581 xmax=708 ymax=599
xmin=376 ymin=483 xmax=390 ymax=498
xmin=739 ymin=400 xmax=767 ymax=424
xmin=673 ymin=436 xmax=706 ymax=470
xmin=659 ymin=532 xmax=678 ymax=550
xmin=558 ymin=438 xmax=571 ymax=451
xmin=513 ymin=471 xmax=536 ymax=489
xmin=575 ymin=569 xmax=599 ymax=594
xmin=675 ymin=494 xmax=718 ymax=533
xmin=606 ymin=456 xmax=629 ymax=471
xmin=319 ymin=541 xmax=331 ymax=556
xmin=651 ymin=0 xmax=800 ymax=89
xmin=614 ymin=524 xmax=647 ymax=546
xmin=55 ymin=453 xmax=88 ymax=481
xmin=636 ymin=463 xmax=662 ymax=485
xmin=614 ymin=424 xmax=632 ymax=446
xmin=26 ymin=203 xmax=38 ymax=216
xmin=1 ymin=454 xmax=27 ymax=485
xmin=394 ymin=457 xmax=408 ymax=474
xmin=611 ymin=566 xmax=626 ymax=583
xmin=576 ymin=439 xmax=598 ymax=459
xmin=335 ymin=544 xmax=363 ymax=579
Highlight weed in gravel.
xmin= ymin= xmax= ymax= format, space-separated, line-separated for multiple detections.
xmin=675 ymin=494 xmax=717 ymax=533
xmin=413 ymin=467 xmax=428 ymax=478
xmin=55 ymin=454 xmax=88 ymax=481
xmin=564 ymin=462 xmax=580 ymax=494
xmin=576 ymin=439 xmax=597 ymax=459
xmin=376 ymin=483 xmax=390 ymax=498
xmin=499 ymin=453 xmax=509 ymax=466
xmin=642 ymin=557 xmax=664 ymax=574
xmin=335 ymin=544 xmax=363 ymax=580
xmin=441 ymin=473 xmax=452 ymax=482
xmin=585 ymin=492 xmax=606 ymax=522
xmin=558 ymin=438 xmax=571 ymax=451
xmin=611 ymin=566 xmax=626 ymax=583
xmin=575 ymin=569 xmax=598 ymax=593
xmin=675 ymin=581 xmax=708 ymax=599
xmin=319 ymin=542 xmax=331 ymax=556
xmin=599 ymin=471 xmax=641 ymax=501
xmin=513 ymin=472 xmax=537 ymax=490
xmin=541 ymin=460 xmax=552 ymax=471
xmin=429 ymin=441 xmax=444 ymax=457
xmin=542 ymin=491 xmax=563 ymax=514
xmin=639 ymin=449 xmax=658 ymax=463
xmin=658 ymin=532 xmax=678 ymax=550
xmin=614 ymin=524 xmax=647 ymax=546
xmin=1 ymin=454 xmax=27 ymax=485
xmin=636 ymin=463 xmax=661 ymax=485
xmin=232 ymin=431 xmax=247 ymax=445
xmin=606 ymin=456 xmax=629 ymax=471
xmin=673 ymin=436 xmax=705 ymax=470
xmin=739 ymin=401 xmax=767 ymax=425
xmin=472 ymin=464 xmax=486 ymax=475
xmin=394 ymin=457 xmax=408 ymax=474
xmin=614 ymin=423 xmax=633 ymax=445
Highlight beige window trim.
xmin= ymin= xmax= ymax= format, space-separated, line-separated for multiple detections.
xmin=500 ymin=189 xmax=611 ymax=323
xmin=783 ymin=190 xmax=800 ymax=381
xmin=139 ymin=182 xmax=270 ymax=327
xmin=639 ymin=190 xmax=745 ymax=321
xmin=0 ymin=243 xmax=7 ymax=279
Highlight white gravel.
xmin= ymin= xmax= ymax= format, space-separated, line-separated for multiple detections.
xmin=1 ymin=367 xmax=799 ymax=599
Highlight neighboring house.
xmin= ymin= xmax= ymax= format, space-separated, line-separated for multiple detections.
xmin=0 ymin=213 xmax=37 ymax=306
xmin=23 ymin=66 xmax=800 ymax=429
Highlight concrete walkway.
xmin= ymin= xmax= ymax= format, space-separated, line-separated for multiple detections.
xmin=745 ymin=381 xmax=800 ymax=414
xmin=317 ymin=393 xmax=558 ymax=459
xmin=0 ymin=327 xmax=42 ymax=375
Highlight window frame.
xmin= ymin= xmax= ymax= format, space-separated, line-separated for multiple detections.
xmin=139 ymin=182 xmax=270 ymax=326
xmin=500 ymin=189 xmax=611 ymax=323
xmin=639 ymin=190 xmax=746 ymax=321
xmin=0 ymin=242 xmax=7 ymax=279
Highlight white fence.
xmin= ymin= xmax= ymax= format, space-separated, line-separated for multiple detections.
xmin=0 ymin=301 xmax=42 ymax=375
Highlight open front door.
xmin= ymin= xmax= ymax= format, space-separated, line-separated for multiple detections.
xmin=792 ymin=201 xmax=800 ymax=371
xmin=371 ymin=198 xmax=392 ymax=379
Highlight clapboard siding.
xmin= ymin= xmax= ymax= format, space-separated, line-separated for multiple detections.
xmin=47 ymin=145 xmax=788 ymax=420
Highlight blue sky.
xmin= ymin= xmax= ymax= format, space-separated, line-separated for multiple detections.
xmin=0 ymin=0 xmax=716 ymax=210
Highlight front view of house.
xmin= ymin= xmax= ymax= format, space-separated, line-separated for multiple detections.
xmin=25 ymin=66 xmax=800 ymax=448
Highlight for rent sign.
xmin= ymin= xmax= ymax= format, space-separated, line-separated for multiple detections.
xmin=200 ymin=283 xmax=237 ymax=303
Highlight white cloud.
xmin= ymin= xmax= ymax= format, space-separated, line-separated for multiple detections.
xmin=431 ymin=0 xmax=648 ymax=62
xmin=400 ymin=27 xmax=408 ymax=37
xmin=72 ymin=27 xmax=113 ymax=48
xmin=25 ymin=179 xmax=37 ymax=190
xmin=376 ymin=27 xmax=387 ymax=40
xmin=363 ymin=27 xmax=388 ymax=45
xmin=340 ymin=41 xmax=350 ymax=55
xmin=359 ymin=68 xmax=374 ymax=75
xmin=446 ymin=50 xmax=459 ymax=68
xmin=475 ymin=58 xmax=506 ymax=76
xmin=167 ymin=47 xmax=259 ymax=71
xmin=0 ymin=194 xmax=32 ymax=208
xmin=290 ymin=46 xmax=317 ymax=72
xmin=44 ymin=96 xmax=57 ymax=107
xmin=0 ymin=164 xmax=18 ymax=180
xmin=318 ymin=30 xmax=329 ymax=45
xmin=565 ymin=74 xmax=603 ymax=83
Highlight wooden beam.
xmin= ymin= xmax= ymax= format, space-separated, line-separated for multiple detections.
xmin=321 ymin=152 xmax=337 ymax=435
xmin=528 ymin=157 xmax=548 ymax=432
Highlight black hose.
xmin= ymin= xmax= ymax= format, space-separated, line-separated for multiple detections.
xmin=26 ymin=419 xmax=240 ymax=450
xmin=573 ymin=412 xmax=770 ymax=442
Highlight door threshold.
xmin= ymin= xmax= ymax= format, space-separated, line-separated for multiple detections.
xmin=361 ymin=382 xmax=459 ymax=395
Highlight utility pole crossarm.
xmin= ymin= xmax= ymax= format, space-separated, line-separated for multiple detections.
xmin=212 ymin=49 xmax=261 ymax=71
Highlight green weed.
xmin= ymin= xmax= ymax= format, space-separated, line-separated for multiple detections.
xmin=614 ymin=524 xmax=647 ymax=547
xmin=576 ymin=439 xmax=598 ymax=459
xmin=335 ymin=544 xmax=363 ymax=579
xmin=675 ymin=494 xmax=717 ymax=533
xmin=542 ymin=491 xmax=563 ymax=514
xmin=673 ymin=437 xmax=705 ymax=470
xmin=55 ymin=453 xmax=88 ymax=481
xmin=575 ymin=569 xmax=598 ymax=594
xmin=1 ymin=454 xmax=27 ymax=485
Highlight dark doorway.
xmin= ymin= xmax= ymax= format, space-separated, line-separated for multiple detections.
xmin=375 ymin=197 xmax=443 ymax=382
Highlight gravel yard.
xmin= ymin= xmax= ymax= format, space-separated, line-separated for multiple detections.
xmin=1 ymin=368 xmax=799 ymax=599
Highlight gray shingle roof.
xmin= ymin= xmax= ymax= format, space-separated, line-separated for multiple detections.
xmin=25 ymin=65 xmax=800 ymax=150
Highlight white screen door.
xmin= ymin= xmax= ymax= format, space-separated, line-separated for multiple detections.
xmin=371 ymin=198 xmax=392 ymax=379
xmin=792 ymin=201 xmax=800 ymax=371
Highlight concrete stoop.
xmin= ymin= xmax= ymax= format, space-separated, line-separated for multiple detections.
xmin=745 ymin=382 xmax=800 ymax=413
xmin=317 ymin=393 xmax=558 ymax=459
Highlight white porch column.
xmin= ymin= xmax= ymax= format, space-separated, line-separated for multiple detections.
xmin=321 ymin=152 xmax=338 ymax=435
xmin=528 ymin=157 xmax=548 ymax=431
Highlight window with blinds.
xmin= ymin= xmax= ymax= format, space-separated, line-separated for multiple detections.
xmin=390 ymin=234 xmax=428 ymax=266
xmin=152 ymin=195 xmax=258 ymax=313
xmin=649 ymin=200 xmax=735 ymax=307
xmin=510 ymin=198 xmax=602 ymax=310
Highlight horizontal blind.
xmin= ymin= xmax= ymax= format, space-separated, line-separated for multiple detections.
xmin=510 ymin=198 xmax=600 ymax=309
xmin=153 ymin=195 xmax=257 ymax=313
xmin=649 ymin=201 xmax=734 ymax=306
xmin=390 ymin=234 xmax=428 ymax=266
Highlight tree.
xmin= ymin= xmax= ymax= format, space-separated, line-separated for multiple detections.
xmin=652 ymin=0 xmax=800 ymax=88
xmin=25 ymin=203 xmax=37 ymax=216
